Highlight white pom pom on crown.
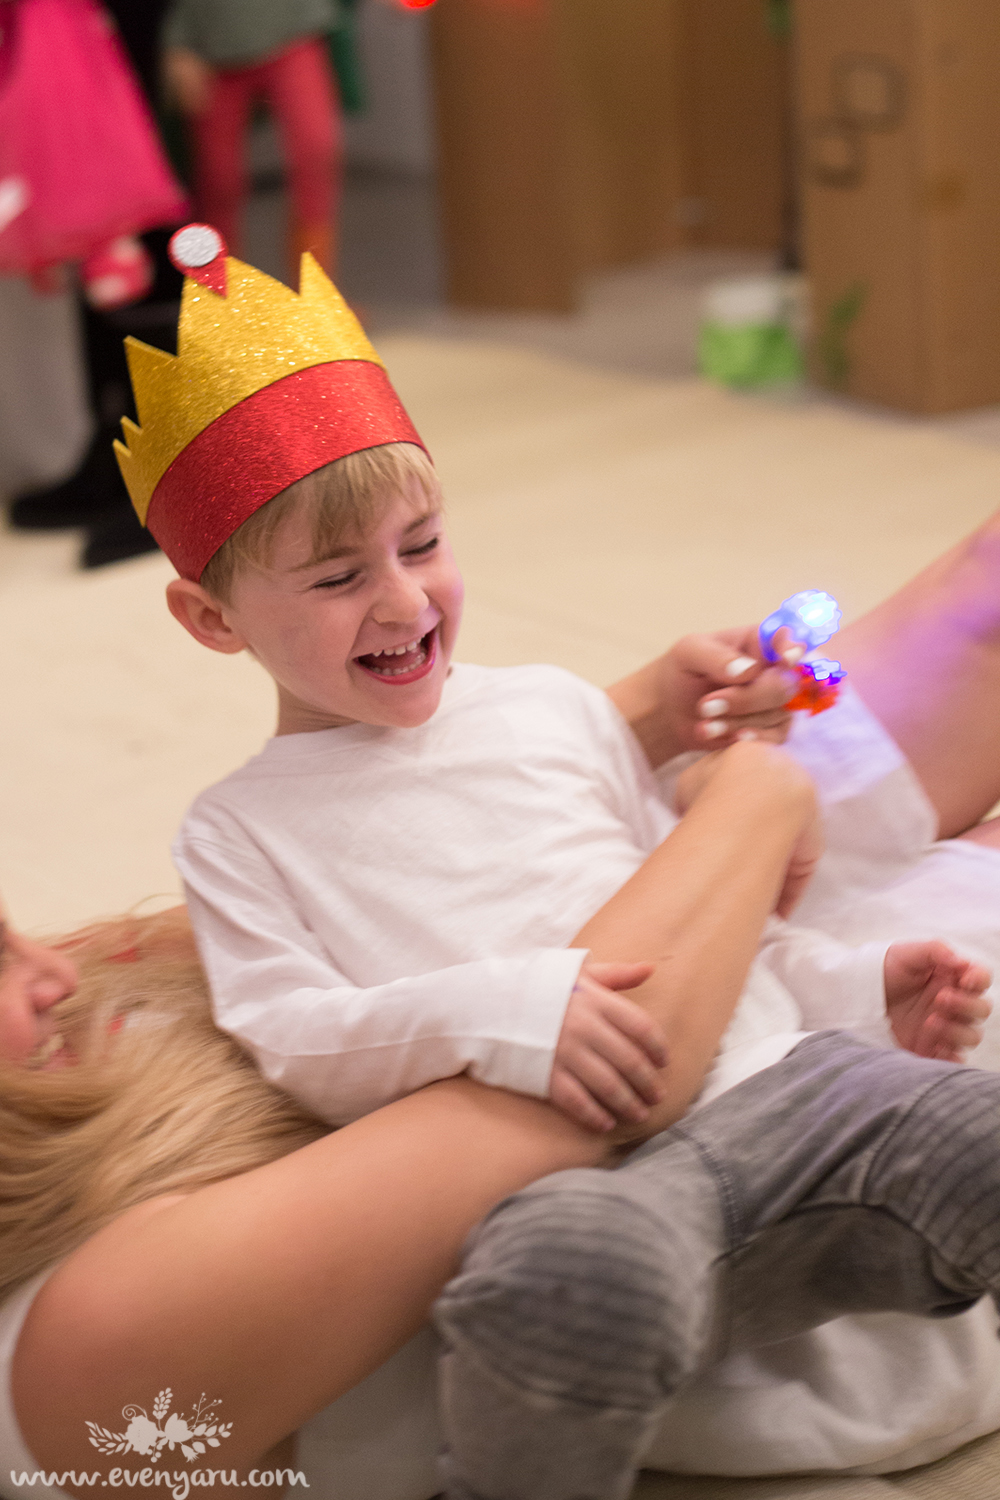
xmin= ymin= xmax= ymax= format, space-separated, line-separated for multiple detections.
xmin=169 ymin=224 xmax=226 ymax=270
xmin=168 ymin=224 xmax=229 ymax=294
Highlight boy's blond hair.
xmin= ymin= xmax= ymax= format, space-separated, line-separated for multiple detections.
xmin=199 ymin=441 xmax=440 ymax=601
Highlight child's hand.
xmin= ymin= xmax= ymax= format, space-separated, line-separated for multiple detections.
xmin=885 ymin=941 xmax=992 ymax=1060
xmin=662 ymin=626 xmax=802 ymax=752
xmin=163 ymin=47 xmax=216 ymax=117
xmin=550 ymin=960 xmax=664 ymax=1132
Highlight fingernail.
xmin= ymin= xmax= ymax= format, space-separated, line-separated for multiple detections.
xmin=736 ymin=729 xmax=758 ymax=741
xmin=699 ymin=698 xmax=728 ymax=718
xmin=702 ymin=720 xmax=728 ymax=738
xmin=782 ymin=645 xmax=805 ymax=664
xmin=725 ymin=655 xmax=756 ymax=678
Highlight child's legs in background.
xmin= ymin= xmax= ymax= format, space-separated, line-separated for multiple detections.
xmin=190 ymin=66 xmax=257 ymax=255
xmin=262 ymin=38 xmax=342 ymax=277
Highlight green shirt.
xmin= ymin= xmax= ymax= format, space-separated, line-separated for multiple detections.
xmin=163 ymin=0 xmax=342 ymax=68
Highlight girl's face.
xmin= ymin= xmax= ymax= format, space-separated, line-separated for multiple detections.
xmin=0 ymin=915 xmax=78 ymax=1064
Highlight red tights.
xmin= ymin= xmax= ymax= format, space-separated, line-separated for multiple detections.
xmin=191 ymin=37 xmax=342 ymax=277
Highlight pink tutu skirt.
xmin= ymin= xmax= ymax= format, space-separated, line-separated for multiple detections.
xmin=0 ymin=0 xmax=188 ymax=273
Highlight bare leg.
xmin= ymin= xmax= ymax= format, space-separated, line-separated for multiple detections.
xmin=836 ymin=513 xmax=1000 ymax=837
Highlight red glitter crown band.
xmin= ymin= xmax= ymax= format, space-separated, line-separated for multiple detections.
xmin=146 ymin=361 xmax=424 ymax=581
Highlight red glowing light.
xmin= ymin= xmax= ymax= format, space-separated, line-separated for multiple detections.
xmin=784 ymin=662 xmax=845 ymax=716
xmin=396 ymin=0 xmax=438 ymax=8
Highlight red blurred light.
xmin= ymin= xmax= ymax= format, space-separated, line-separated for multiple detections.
xmin=397 ymin=0 xmax=438 ymax=8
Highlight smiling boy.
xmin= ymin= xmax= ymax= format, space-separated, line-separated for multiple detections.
xmin=166 ymin=442 xmax=675 ymax=1129
xmin=112 ymin=227 xmax=986 ymax=1143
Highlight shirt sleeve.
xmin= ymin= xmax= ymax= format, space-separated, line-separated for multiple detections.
xmin=175 ymin=831 xmax=586 ymax=1126
xmin=757 ymin=917 xmax=894 ymax=1047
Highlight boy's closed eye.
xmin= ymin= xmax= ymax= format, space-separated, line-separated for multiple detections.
xmin=313 ymin=570 xmax=360 ymax=592
xmin=311 ymin=535 xmax=441 ymax=592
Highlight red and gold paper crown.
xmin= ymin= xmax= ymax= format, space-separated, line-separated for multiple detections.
xmin=114 ymin=224 xmax=427 ymax=580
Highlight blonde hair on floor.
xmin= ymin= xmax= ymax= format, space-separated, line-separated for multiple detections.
xmin=0 ymin=908 xmax=326 ymax=1303
xmin=199 ymin=441 xmax=441 ymax=600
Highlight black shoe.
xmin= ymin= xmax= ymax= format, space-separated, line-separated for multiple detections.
xmin=9 ymin=429 xmax=120 ymax=530
xmin=81 ymin=499 xmax=160 ymax=568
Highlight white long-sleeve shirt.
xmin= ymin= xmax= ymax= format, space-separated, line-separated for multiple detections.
xmin=175 ymin=662 xmax=889 ymax=1125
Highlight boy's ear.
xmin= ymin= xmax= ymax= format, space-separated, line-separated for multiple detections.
xmin=166 ymin=579 xmax=249 ymax=655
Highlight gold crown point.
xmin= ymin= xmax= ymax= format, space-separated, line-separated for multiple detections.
xmin=117 ymin=234 xmax=388 ymax=526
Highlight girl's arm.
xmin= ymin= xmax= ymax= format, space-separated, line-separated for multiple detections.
xmin=15 ymin=1079 xmax=606 ymax=1486
xmin=573 ymin=739 xmax=819 ymax=1135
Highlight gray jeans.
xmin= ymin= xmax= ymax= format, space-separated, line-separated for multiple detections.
xmin=434 ymin=1032 xmax=1000 ymax=1500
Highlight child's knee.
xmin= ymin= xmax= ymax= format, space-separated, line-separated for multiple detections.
xmin=435 ymin=1175 xmax=707 ymax=1408
xmin=864 ymin=1066 xmax=1000 ymax=1289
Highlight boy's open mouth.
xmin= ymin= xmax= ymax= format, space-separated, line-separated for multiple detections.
xmin=355 ymin=629 xmax=437 ymax=684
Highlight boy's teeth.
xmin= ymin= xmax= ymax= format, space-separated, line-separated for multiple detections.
xmin=369 ymin=638 xmax=421 ymax=659
xmin=362 ymin=636 xmax=429 ymax=675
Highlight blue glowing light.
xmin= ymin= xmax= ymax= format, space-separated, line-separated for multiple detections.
xmin=759 ymin=590 xmax=842 ymax=662
xmin=804 ymin=657 xmax=844 ymax=684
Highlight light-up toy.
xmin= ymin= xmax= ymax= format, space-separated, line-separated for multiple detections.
xmin=759 ymin=590 xmax=846 ymax=715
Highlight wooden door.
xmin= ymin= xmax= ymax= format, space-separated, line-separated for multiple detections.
xmin=430 ymin=0 xmax=786 ymax=310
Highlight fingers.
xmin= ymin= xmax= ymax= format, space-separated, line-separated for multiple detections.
xmin=931 ymin=984 xmax=992 ymax=1026
xmin=560 ymin=1039 xmax=658 ymax=1123
xmin=698 ymin=705 xmax=793 ymax=747
xmin=584 ymin=960 xmax=656 ymax=993
xmin=887 ymin=941 xmax=986 ymax=990
xmin=550 ymin=1039 xmax=655 ymax=1132
xmin=923 ymin=950 xmax=992 ymax=1013
xmin=695 ymin=668 xmax=797 ymax=748
xmin=914 ymin=1021 xmax=982 ymax=1061
xmin=578 ymin=970 xmax=667 ymax=1063
xmin=942 ymin=989 xmax=992 ymax=1024
xmin=586 ymin=1007 xmax=667 ymax=1101
xmin=916 ymin=986 xmax=990 ymax=1058
xmin=557 ymin=1008 xmax=665 ymax=1110
xmin=957 ymin=959 xmax=993 ymax=1000
xmin=767 ymin=625 xmax=809 ymax=666
xmin=598 ymin=990 xmax=669 ymax=1067
xmin=667 ymin=627 xmax=802 ymax=750
xmin=930 ymin=1015 xmax=984 ymax=1051
xmin=549 ymin=1067 xmax=617 ymax=1133
xmin=551 ymin=983 xmax=669 ymax=1131
xmin=675 ymin=631 xmax=764 ymax=684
